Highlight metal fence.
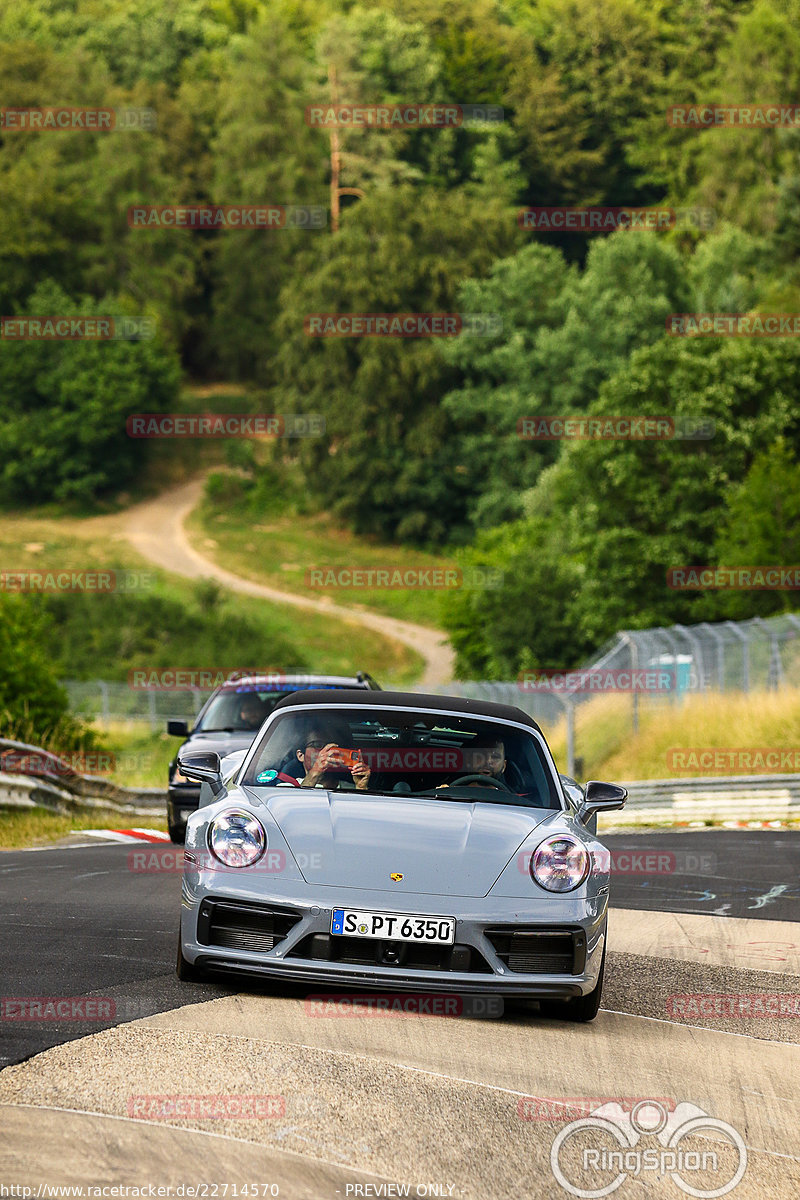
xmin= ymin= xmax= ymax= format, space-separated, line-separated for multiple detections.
xmin=62 ymin=680 xmax=212 ymax=730
xmin=63 ymin=612 xmax=800 ymax=772
xmin=428 ymin=612 xmax=800 ymax=775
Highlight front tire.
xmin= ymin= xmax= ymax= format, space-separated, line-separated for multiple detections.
xmin=539 ymin=947 xmax=605 ymax=1023
xmin=168 ymin=820 xmax=185 ymax=844
xmin=176 ymin=932 xmax=206 ymax=982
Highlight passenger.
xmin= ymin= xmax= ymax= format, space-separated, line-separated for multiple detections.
xmin=295 ymin=723 xmax=372 ymax=791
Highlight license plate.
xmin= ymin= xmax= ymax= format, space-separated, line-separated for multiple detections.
xmin=331 ymin=909 xmax=455 ymax=945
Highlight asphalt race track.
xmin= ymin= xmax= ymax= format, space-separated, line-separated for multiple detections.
xmin=1 ymin=829 xmax=799 ymax=1198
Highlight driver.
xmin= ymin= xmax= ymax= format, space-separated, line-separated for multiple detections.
xmin=238 ymin=693 xmax=266 ymax=730
xmin=467 ymin=738 xmax=507 ymax=781
xmin=296 ymin=723 xmax=372 ymax=791
xmin=438 ymin=738 xmax=508 ymax=789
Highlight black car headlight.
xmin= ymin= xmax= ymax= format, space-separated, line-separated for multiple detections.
xmin=530 ymin=835 xmax=589 ymax=893
xmin=208 ymin=811 xmax=266 ymax=868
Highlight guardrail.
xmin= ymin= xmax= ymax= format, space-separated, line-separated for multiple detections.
xmin=0 ymin=738 xmax=164 ymax=812
xmin=601 ymin=773 xmax=800 ymax=826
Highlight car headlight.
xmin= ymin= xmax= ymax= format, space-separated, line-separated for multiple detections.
xmin=531 ymin=835 xmax=589 ymax=892
xmin=208 ymin=811 xmax=266 ymax=868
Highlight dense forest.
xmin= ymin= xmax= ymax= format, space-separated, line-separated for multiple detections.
xmin=2 ymin=0 xmax=799 ymax=678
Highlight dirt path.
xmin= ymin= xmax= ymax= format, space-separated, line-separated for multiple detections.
xmin=123 ymin=478 xmax=454 ymax=688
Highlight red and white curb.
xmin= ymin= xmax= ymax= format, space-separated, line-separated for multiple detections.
xmin=77 ymin=828 xmax=170 ymax=843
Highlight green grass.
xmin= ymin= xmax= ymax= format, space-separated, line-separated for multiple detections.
xmin=0 ymin=805 xmax=168 ymax=850
xmin=187 ymin=475 xmax=462 ymax=629
xmin=543 ymin=688 xmax=800 ymax=781
xmin=99 ymin=722 xmax=176 ymax=787
xmin=0 ymin=513 xmax=423 ymax=688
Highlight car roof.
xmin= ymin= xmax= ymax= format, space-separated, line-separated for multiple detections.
xmin=219 ymin=674 xmax=375 ymax=692
xmin=269 ymin=688 xmax=544 ymax=735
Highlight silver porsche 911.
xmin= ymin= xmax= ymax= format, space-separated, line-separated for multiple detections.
xmin=176 ymin=690 xmax=626 ymax=1021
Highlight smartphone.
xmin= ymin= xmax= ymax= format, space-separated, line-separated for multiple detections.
xmin=335 ymin=748 xmax=361 ymax=769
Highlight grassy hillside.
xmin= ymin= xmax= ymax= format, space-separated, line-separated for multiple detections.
xmin=544 ymin=690 xmax=800 ymax=782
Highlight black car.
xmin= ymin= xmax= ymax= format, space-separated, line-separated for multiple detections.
xmin=166 ymin=671 xmax=380 ymax=841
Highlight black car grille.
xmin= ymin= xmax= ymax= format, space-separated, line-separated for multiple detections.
xmin=197 ymin=900 xmax=301 ymax=954
xmin=485 ymin=928 xmax=585 ymax=975
xmin=288 ymin=934 xmax=493 ymax=974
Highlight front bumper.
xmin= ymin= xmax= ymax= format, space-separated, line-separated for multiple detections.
xmin=179 ymin=885 xmax=608 ymax=999
xmin=168 ymin=786 xmax=200 ymax=828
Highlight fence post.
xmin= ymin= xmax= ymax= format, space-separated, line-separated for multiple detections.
xmin=699 ymin=622 xmax=726 ymax=690
xmin=725 ymin=621 xmax=749 ymax=692
xmin=565 ymin=696 xmax=576 ymax=778
xmin=619 ymin=632 xmax=638 ymax=734
xmin=98 ymin=680 xmax=110 ymax=728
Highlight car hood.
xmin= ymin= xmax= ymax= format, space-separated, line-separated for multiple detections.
xmin=181 ymin=731 xmax=257 ymax=760
xmin=251 ymin=788 xmax=556 ymax=897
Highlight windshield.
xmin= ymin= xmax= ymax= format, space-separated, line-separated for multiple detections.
xmin=196 ymin=683 xmax=362 ymax=733
xmin=242 ymin=706 xmax=563 ymax=809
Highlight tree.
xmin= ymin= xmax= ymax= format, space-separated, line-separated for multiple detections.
xmin=0 ymin=596 xmax=80 ymax=743
xmin=270 ymin=185 xmax=519 ymax=544
xmin=0 ymin=280 xmax=180 ymax=505
xmin=706 ymin=439 xmax=800 ymax=618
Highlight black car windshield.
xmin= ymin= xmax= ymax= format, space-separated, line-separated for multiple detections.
xmin=197 ymin=683 xmax=361 ymax=733
xmin=242 ymin=707 xmax=563 ymax=809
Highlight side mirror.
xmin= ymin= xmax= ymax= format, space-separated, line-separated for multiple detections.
xmin=177 ymin=750 xmax=224 ymax=795
xmin=577 ymin=780 xmax=627 ymax=826
xmin=167 ymin=719 xmax=189 ymax=737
